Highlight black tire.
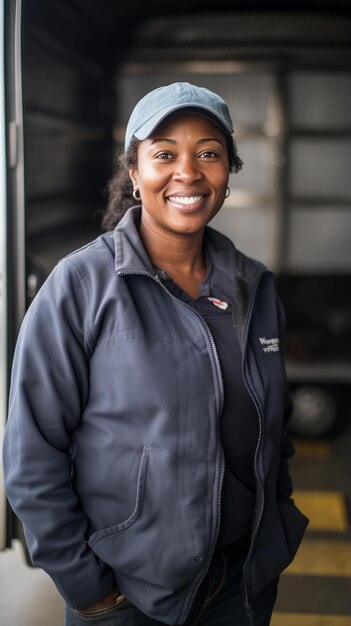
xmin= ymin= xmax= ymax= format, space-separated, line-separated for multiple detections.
xmin=289 ymin=384 xmax=345 ymax=438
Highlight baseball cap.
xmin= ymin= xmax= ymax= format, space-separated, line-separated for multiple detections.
xmin=124 ymin=82 xmax=234 ymax=151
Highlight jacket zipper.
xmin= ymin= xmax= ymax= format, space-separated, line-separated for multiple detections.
xmin=117 ymin=269 xmax=226 ymax=621
xmin=239 ymin=274 xmax=266 ymax=621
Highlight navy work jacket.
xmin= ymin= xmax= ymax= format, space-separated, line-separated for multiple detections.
xmin=3 ymin=206 xmax=308 ymax=624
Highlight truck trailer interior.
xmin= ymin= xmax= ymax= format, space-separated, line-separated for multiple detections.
xmin=3 ymin=0 xmax=351 ymax=551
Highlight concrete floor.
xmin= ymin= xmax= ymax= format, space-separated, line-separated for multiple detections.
xmin=0 ymin=540 xmax=64 ymax=626
xmin=1 ymin=420 xmax=350 ymax=626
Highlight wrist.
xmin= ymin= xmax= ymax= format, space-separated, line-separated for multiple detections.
xmin=78 ymin=587 xmax=123 ymax=613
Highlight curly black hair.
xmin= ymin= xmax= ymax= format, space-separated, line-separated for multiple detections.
xmin=101 ymin=135 xmax=243 ymax=232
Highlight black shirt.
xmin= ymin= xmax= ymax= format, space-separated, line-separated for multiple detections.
xmin=155 ymin=254 xmax=258 ymax=547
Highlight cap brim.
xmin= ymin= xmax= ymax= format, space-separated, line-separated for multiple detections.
xmin=133 ymin=103 xmax=233 ymax=141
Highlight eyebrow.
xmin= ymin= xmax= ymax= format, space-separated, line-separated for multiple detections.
xmin=150 ymin=137 xmax=224 ymax=146
xmin=198 ymin=138 xmax=224 ymax=146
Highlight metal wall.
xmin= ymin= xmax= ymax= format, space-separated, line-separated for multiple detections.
xmin=22 ymin=0 xmax=116 ymax=296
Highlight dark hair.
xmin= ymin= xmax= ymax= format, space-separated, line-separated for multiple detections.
xmin=101 ymin=134 xmax=243 ymax=232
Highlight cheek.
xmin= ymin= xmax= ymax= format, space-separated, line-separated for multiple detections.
xmin=211 ymin=165 xmax=229 ymax=189
xmin=213 ymin=178 xmax=229 ymax=201
xmin=139 ymin=168 xmax=169 ymax=196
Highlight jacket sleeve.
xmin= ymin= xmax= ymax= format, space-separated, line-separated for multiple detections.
xmin=2 ymin=259 xmax=116 ymax=608
xmin=276 ymin=294 xmax=295 ymax=502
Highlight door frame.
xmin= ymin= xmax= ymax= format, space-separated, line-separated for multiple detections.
xmin=1 ymin=0 xmax=26 ymax=549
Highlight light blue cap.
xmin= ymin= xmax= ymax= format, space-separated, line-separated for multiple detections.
xmin=124 ymin=82 xmax=234 ymax=151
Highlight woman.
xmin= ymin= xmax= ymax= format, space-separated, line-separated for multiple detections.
xmin=3 ymin=82 xmax=308 ymax=626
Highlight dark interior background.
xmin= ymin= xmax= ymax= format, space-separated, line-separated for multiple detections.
xmin=16 ymin=0 xmax=351 ymax=439
xmin=21 ymin=1 xmax=351 ymax=275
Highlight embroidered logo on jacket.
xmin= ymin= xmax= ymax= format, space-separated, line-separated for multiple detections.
xmin=259 ymin=337 xmax=280 ymax=353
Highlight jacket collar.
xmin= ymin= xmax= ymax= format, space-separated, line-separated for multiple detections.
xmin=113 ymin=205 xmax=155 ymax=275
xmin=113 ymin=205 xmax=269 ymax=349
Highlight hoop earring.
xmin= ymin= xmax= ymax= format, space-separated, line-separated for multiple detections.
xmin=133 ymin=188 xmax=141 ymax=201
xmin=225 ymin=186 xmax=231 ymax=199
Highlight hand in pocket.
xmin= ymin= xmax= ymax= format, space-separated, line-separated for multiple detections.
xmin=78 ymin=587 xmax=125 ymax=614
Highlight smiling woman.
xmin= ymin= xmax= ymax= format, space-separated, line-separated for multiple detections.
xmin=132 ymin=114 xmax=229 ymax=226
xmin=3 ymin=82 xmax=308 ymax=626
xmin=129 ymin=113 xmax=230 ymax=298
xmin=102 ymin=85 xmax=243 ymax=232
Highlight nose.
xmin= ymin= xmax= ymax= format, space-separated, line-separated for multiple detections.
xmin=172 ymin=155 xmax=203 ymax=184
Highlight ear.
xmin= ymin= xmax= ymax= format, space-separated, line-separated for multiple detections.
xmin=129 ymin=167 xmax=139 ymax=189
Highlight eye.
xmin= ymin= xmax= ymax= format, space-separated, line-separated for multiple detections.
xmin=199 ymin=150 xmax=218 ymax=158
xmin=155 ymin=152 xmax=173 ymax=160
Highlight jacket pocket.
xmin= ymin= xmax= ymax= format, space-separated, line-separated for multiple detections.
xmin=248 ymin=498 xmax=308 ymax=600
xmin=88 ymin=446 xmax=149 ymax=548
xmin=72 ymin=596 xmax=130 ymax=622
xmin=278 ymin=498 xmax=309 ymax=560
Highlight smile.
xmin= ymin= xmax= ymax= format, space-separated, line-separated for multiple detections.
xmin=167 ymin=195 xmax=205 ymax=205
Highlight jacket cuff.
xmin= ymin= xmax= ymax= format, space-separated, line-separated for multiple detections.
xmin=64 ymin=566 xmax=117 ymax=609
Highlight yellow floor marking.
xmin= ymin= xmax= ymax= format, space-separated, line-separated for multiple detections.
xmin=284 ymin=539 xmax=351 ymax=576
xmin=293 ymin=440 xmax=331 ymax=459
xmin=272 ymin=614 xmax=351 ymax=626
xmin=293 ymin=490 xmax=349 ymax=532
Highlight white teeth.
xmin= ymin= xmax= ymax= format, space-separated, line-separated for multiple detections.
xmin=168 ymin=195 xmax=204 ymax=205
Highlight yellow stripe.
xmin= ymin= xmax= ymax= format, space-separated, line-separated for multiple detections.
xmin=272 ymin=614 xmax=351 ymax=626
xmin=285 ymin=539 xmax=351 ymax=576
xmin=293 ymin=490 xmax=349 ymax=532
xmin=293 ymin=440 xmax=331 ymax=459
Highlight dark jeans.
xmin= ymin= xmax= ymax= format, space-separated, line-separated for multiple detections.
xmin=65 ymin=545 xmax=278 ymax=626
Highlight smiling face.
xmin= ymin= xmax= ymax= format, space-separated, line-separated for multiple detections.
xmin=129 ymin=112 xmax=230 ymax=239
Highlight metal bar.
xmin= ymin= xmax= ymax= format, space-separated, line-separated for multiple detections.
xmin=291 ymin=198 xmax=351 ymax=208
xmin=270 ymin=70 xmax=289 ymax=273
xmin=1 ymin=0 xmax=26 ymax=550
xmin=286 ymin=361 xmax=351 ymax=382
xmin=0 ymin=0 xmax=8 ymax=551
xmin=119 ymin=53 xmax=351 ymax=74
xmin=13 ymin=0 xmax=26 ymax=337
xmin=292 ymin=129 xmax=351 ymax=138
